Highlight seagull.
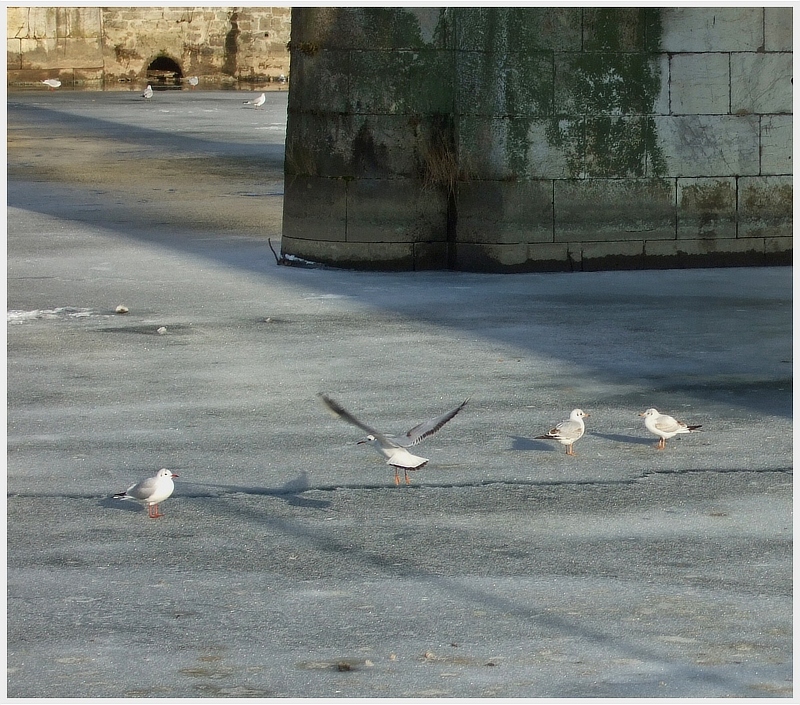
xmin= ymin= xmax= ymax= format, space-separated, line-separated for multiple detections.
xmin=113 ymin=468 xmax=178 ymax=518
xmin=319 ymin=393 xmax=468 ymax=485
xmin=187 ymin=76 xmax=199 ymax=87
xmin=639 ymin=408 xmax=702 ymax=450
xmin=243 ymin=92 xmax=266 ymax=108
xmin=536 ymin=409 xmax=589 ymax=456
xmin=42 ymin=78 xmax=61 ymax=90
xmin=142 ymin=84 xmax=154 ymax=99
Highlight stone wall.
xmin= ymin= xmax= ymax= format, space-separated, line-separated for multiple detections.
xmin=281 ymin=7 xmax=792 ymax=271
xmin=7 ymin=6 xmax=291 ymax=88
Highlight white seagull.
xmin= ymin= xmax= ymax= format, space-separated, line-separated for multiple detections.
xmin=243 ymin=92 xmax=266 ymax=108
xmin=320 ymin=394 xmax=468 ymax=485
xmin=640 ymin=408 xmax=702 ymax=450
xmin=113 ymin=468 xmax=178 ymax=518
xmin=42 ymin=78 xmax=61 ymax=90
xmin=142 ymin=84 xmax=154 ymax=99
xmin=536 ymin=409 xmax=589 ymax=456
xmin=187 ymin=76 xmax=199 ymax=87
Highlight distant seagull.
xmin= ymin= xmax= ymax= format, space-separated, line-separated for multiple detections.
xmin=142 ymin=84 xmax=154 ymax=99
xmin=187 ymin=76 xmax=199 ymax=87
xmin=536 ymin=409 xmax=589 ymax=456
xmin=243 ymin=92 xmax=266 ymax=108
xmin=278 ymin=74 xmax=287 ymax=83
xmin=113 ymin=468 xmax=178 ymax=518
xmin=42 ymin=78 xmax=61 ymax=90
xmin=320 ymin=394 xmax=468 ymax=485
xmin=640 ymin=408 xmax=702 ymax=450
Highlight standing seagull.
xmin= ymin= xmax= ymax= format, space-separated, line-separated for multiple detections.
xmin=640 ymin=408 xmax=701 ymax=450
xmin=113 ymin=468 xmax=178 ymax=518
xmin=187 ymin=76 xmax=199 ymax=88
xmin=319 ymin=394 xmax=468 ymax=486
xmin=536 ymin=409 xmax=589 ymax=456
xmin=42 ymin=78 xmax=61 ymax=90
xmin=243 ymin=92 xmax=266 ymax=108
xmin=142 ymin=84 xmax=154 ymax=99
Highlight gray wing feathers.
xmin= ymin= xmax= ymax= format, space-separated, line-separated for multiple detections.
xmin=400 ymin=398 xmax=469 ymax=446
xmin=126 ymin=476 xmax=158 ymax=500
xmin=319 ymin=394 xmax=398 ymax=447
xmin=655 ymin=416 xmax=682 ymax=433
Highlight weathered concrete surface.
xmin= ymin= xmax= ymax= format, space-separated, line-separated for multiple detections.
xmin=7 ymin=91 xmax=793 ymax=698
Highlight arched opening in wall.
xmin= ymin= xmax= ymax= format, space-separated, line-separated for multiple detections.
xmin=146 ymin=55 xmax=182 ymax=88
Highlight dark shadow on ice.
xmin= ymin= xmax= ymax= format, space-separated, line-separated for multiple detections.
xmin=99 ymin=496 xmax=143 ymax=513
xmin=180 ymin=471 xmax=332 ymax=509
xmin=7 ymin=93 xmax=792 ymax=420
xmin=510 ymin=435 xmax=554 ymax=451
xmin=588 ymin=431 xmax=654 ymax=446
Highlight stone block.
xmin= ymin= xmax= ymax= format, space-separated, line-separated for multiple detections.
xmin=349 ymin=49 xmax=454 ymax=115
xmin=584 ymin=116 xmax=654 ymax=177
xmin=555 ymin=179 xmax=675 ymax=242
xmin=11 ymin=7 xmax=57 ymax=39
xmin=454 ymin=242 xmax=531 ymax=272
xmin=555 ymin=53 xmax=663 ymax=116
xmin=7 ymin=40 xmax=21 ymax=70
xmin=731 ymin=52 xmax=792 ymax=115
xmin=348 ymin=114 xmax=428 ymax=179
xmin=18 ymin=38 xmax=57 ymax=69
xmin=282 ymin=176 xmax=347 ymax=242
xmin=583 ymin=8 xmax=657 ymax=52
xmin=456 ymin=7 xmax=581 ymax=52
xmin=55 ymin=8 xmax=101 ymax=39
xmin=456 ymin=180 xmax=553 ymax=244
xmin=345 ymin=178 xmax=447 ymax=244
xmin=655 ymin=115 xmax=760 ymax=177
xmin=281 ymin=237 xmax=417 ymax=270
xmin=677 ymin=178 xmax=737 ymax=239
xmin=738 ymin=175 xmax=793 ymax=238
xmin=287 ymin=112 xmax=461 ymax=181
xmin=6 ymin=8 xmax=30 ymax=38
xmin=669 ymin=53 xmax=730 ymax=115
xmin=760 ymin=115 xmax=793 ymax=175
xmin=643 ymin=236 xmax=767 ymax=268
xmin=764 ymin=236 xmax=792 ymax=265
xmin=287 ymin=50 xmax=350 ymax=114
xmin=459 ymin=117 xmax=571 ymax=180
xmin=524 ymin=243 xmax=573 ymax=271
xmin=764 ymin=7 xmax=793 ymax=51
xmin=660 ymin=7 xmax=763 ymax=52
xmin=72 ymin=68 xmax=104 ymax=86
xmin=457 ymin=50 xmax=553 ymax=118
xmin=413 ymin=241 xmax=450 ymax=270
xmin=291 ymin=7 xmax=447 ymax=51
xmin=18 ymin=35 xmax=104 ymax=70
xmin=580 ymin=240 xmax=645 ymax=270
xmin=653 ymin=54 xmax=670 ymax=115
xmin=284 ymin=113 xmax=342 ymax=178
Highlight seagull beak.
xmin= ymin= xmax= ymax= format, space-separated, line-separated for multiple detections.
xmin=356 ymin=439 xmax=367 ymax=445
xmin=638 ymin=412 xmax=645 ymax=417
xmin=171 ymin=473 xmax=179 ymax=478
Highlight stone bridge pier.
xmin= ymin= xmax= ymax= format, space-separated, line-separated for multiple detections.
xmin=281 ymin=7 xmax=792 ymax=272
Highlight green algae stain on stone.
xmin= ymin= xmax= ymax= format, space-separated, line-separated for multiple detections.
xmin=455 ymin=8 xmax=559 ymax=179
xmin=548 ymin=8 xmax=666 ymax=178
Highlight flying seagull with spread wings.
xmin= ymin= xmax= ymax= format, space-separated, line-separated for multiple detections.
xmin=320 ymin=394 xmax=468 ymax=485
